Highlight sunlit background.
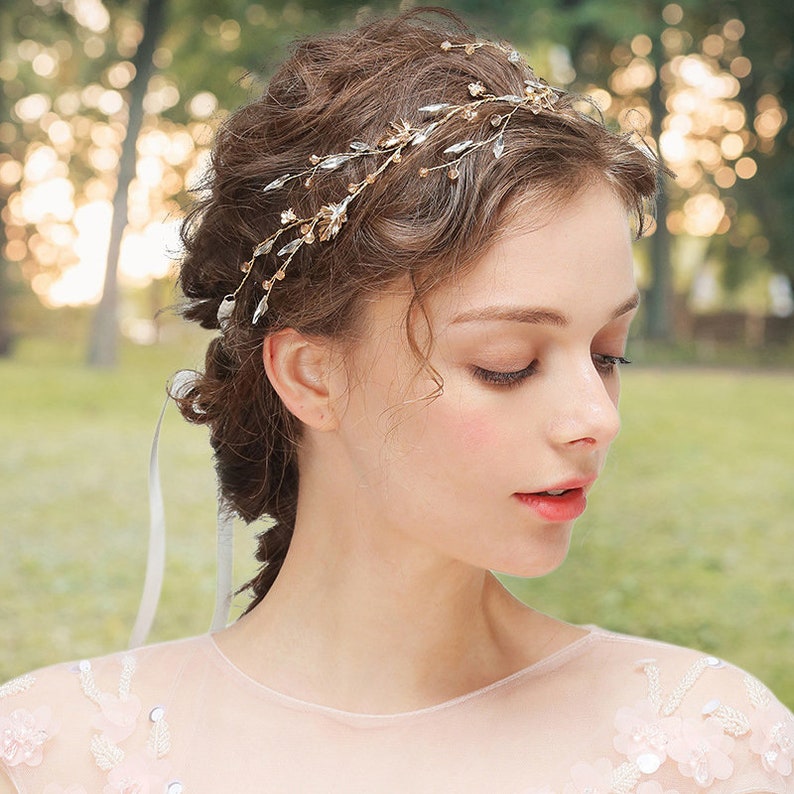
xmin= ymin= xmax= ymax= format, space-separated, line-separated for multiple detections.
xmin=1 ymin=0 xmax=793 ymax=706
xmin=1 ymin=0 xmax=793 ymax=357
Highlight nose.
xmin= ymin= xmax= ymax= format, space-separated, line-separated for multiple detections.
xmin=546 ymin=360 xmax=621 ymax=449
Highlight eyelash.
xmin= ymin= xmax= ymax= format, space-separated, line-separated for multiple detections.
xmin=592 ymin=354 xmax=632 ymax=376
xmin=472 ymin=354 xmax=632 ymax=387
xmin=472 ymin=361 xmax=538 ymax=388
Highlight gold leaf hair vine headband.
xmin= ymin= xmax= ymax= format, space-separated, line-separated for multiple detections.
xmin=217 ymin=40 xmax=562 ymax=327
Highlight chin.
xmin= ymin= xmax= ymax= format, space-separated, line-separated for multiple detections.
xmin=491 ymin=533 xmax=572 ymax=579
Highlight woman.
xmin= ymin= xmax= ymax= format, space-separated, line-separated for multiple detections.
xmin=1 ymin=9 xmax=791 ymax=793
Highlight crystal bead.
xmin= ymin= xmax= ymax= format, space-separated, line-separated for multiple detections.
xmin=216 ymin=296 xmax=234 ymax=324
xmin=277 ymin=238 xmax=301 ymax=257
xmin=705 ymin=656 xmax=724 ymax=668
xmin=694 ymin=763 xmax=710 ymax=787
xmin=167 ymin=782 xmax=183 ymax=794
xmin=701 ymin=698 xmax=721 ymax=715
xmin=149 ymin=706 xmax=165 ymax=723
xmin=508 ymin=50 xmax=521 ymax=63
xmin=320 ymin=154 xmax=351 ymax=170
xmin=252 ymin=295 xmax=269 ymax=324
xmin=253 ymin=239 xmax=274 ymax=257
xmin=440 ymin=40 xmax=452 ymax=51
xmin=636 ymin=752 xmax=662 ymax=774
xmin=447 ymin=168 xmax=459 ymax=180
xmin=418 ymin=167 xmax=429 ymax=178
xmin=443 ymin=140 xmax=474 ymax=155
xmin=262 ymin=174 xmax=291 ymax=192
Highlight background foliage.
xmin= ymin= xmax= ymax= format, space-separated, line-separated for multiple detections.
xmin=1 ymin=0 xmax=793 ymax=353
xmin=0 ymin=0 xmax=791 ymax=712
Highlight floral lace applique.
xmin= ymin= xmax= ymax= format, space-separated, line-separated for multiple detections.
xmin=665 ymin=716 xmax=734 ymax=786
xmin=541 ymin=654 xmax=792 ymax=794
xmin=1 ymin=672 xmax=61 ymax=769
xmin=77 ymin=655 xmax=181 ymax=793
xmin=0 ymin=706 xmax=59 ymax=768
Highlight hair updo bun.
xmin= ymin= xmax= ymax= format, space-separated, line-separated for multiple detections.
xmin=176 ymin=7 xmax=662 ymax=611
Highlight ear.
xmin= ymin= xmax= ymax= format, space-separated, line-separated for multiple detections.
xmin=262 ymin=328 xmax=342 ymax=431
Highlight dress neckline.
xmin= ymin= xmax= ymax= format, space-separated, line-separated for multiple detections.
xmin=205 ymin=625 xmax=600 ymax=722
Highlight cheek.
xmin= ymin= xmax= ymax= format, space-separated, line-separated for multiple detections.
xmin=430 ymin=402 xmax=501 ymax=454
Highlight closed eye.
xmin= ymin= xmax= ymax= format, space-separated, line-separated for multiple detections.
xmin=472 ymin=361 xmax=538 ymax=387
xmin=592 ymin=354 xmax=631 ymax=376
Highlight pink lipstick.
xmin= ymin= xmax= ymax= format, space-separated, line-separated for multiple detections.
xmin=514 ymin=480 xmax=593 ymax=522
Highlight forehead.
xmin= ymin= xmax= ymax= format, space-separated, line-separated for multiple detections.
xmin=349 ymin=181 xmax=636 ymax=368
xmin=426 ymin=182 xmax=636 ymax=325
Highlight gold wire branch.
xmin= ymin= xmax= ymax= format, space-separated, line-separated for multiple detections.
xmin=217 ymin=41 xmax=562 ymax=326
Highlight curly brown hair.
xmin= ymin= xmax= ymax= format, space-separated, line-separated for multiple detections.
xmin=176 ymin=7 xmax=662 ymax=612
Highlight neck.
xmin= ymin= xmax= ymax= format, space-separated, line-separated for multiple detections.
xmin=217 ymin=514 xmax=578 ymax=714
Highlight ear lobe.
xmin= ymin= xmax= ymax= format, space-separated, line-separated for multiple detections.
xmin=262 ymin=328 xmax=340 ymax=431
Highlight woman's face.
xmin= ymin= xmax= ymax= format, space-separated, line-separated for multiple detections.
xmin=329 ymin=181 xmax=639 ymax=578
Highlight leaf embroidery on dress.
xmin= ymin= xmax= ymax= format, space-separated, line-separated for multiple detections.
xmin=90 ymin=734 xmax=124 ymax=772
xmin=0 ymin=675 xmax=36 ymax=700
xmin=77 ymin=655 xmax=179 ymax=791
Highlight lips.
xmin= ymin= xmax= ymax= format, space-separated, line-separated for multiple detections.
xmin=514 ymin=478 xmax=595 ymax=522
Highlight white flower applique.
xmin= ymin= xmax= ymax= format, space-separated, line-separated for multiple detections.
xmin=606 ymin=651 xmax=794 ymax=793
xmin=78 ymin=655 xmax=182 ymax=794
xmin=553 ymin=653 xmax=782 ymax=794
xmin=0 ymin=672 xmax=61 ymax=769
xmin=612 ymin=655 xmax=745 ymax=789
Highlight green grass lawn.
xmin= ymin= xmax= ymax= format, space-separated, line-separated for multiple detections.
xmin=1 ymin=334 xmax=792 ymax=708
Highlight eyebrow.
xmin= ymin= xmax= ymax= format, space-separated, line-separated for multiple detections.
xmin=450 ymin=292 xmax=641 ymax=326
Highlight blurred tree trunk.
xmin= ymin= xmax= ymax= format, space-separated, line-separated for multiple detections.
xmin=645 ymin=39 xmax=672 ymax=341
xmin=87 ymin=0 xmax=167 ymax=368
